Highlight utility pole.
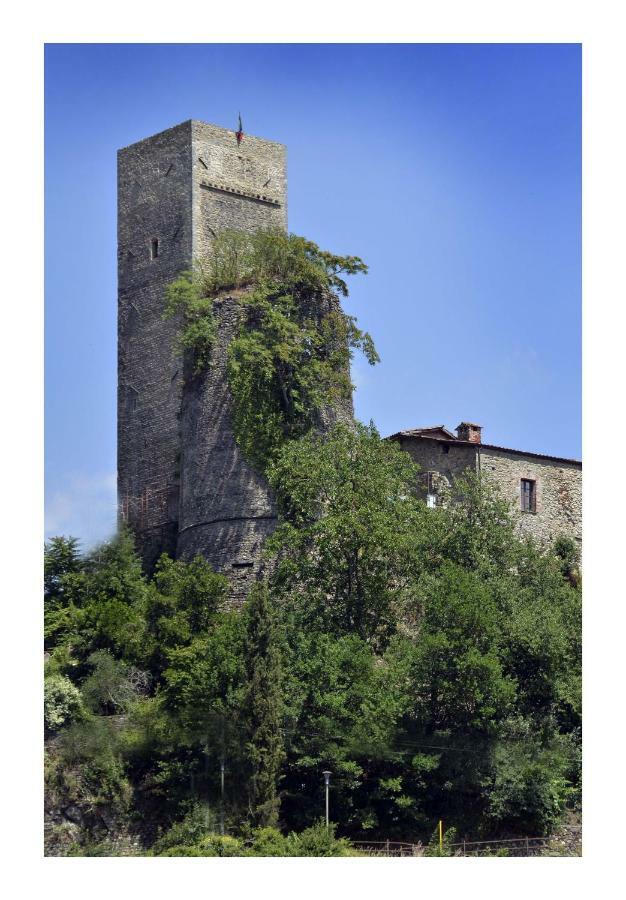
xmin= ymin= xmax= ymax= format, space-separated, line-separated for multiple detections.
xmin=220 ymin=720 xmax=226 ymax=836
xmin=203 ymin=736 xmax=210 ymax=830
xmin=219 ymin=757 xmax=225 ymax=835
xmin=322 ymin=771 xmax=331 ymax=830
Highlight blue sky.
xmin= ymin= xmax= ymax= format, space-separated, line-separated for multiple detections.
xmin=45 ymin=43 xmax=581 ymax=548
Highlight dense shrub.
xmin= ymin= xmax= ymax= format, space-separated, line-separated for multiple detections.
xmin=152 ymin=823 xmax=355 ymax=857
xmin=44 ymin=675 xmax=84 ymax=733
xmin=150 ymin=805 xmax=213 ymax=855
xmin=81 ymin=650 xmax=150 ymax=715
xmin=285 ymin=822 xmax=355 ymax=857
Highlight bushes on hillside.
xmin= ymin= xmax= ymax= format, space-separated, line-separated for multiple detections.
xmin=43 ymin=428 xmax=581 ymax=853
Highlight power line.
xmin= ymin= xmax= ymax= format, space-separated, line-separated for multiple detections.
xmin=175 ymin=715 xmax=581 ymax=762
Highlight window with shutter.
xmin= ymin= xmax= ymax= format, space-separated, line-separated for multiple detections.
xmin=521 ymin=478 xmax=537 ymax=513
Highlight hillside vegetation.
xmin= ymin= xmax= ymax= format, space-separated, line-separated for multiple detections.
xmin=44 ymin=231 xmax=581 ymax=856
xmin=45 ymin=428 xmax=580 ymax=855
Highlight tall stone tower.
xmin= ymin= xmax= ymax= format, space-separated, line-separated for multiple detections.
xmin=118 ymin=120 xmax=288 ymax=596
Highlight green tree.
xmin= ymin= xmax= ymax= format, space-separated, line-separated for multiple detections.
xmin=44 ymin=536 xmax=82 ymax=650
xmin=400 ymin=563 xmax=515 ymax=734
xmin=266 ymin=422 xmax=425 ymax=647
xmin=68 ymin=529 xmax=150 ymax=669
xmin=279 ymin=628 xmax=403 ymax=835
xmin=553 ymin=534 xmax=581 ymax=587
xmin=145 ymin=554 xmax=228 ymax=679
xmin=45 ymin=536 xmax=82 ymax=604
xmin=428 ymin=473 xmax=519 ymax=578
xmin=43 ymin=457 xmax=582 ymax=849
xmin=44 ymin=530 xmax=150 ymax=666
xmin=163 ymin=613 xmax=246 ymax=730
xmin=243 ymin=584 xmax=285 ymax=827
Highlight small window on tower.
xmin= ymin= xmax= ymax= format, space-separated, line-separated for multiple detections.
xmin=150 ymin=238 xmax=159 ymax=260
xmin=521 ymin=478 xmax=537 ymax=513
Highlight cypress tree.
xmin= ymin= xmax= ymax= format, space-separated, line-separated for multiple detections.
xmin=243 ymin=582 xmax=284 ymax=827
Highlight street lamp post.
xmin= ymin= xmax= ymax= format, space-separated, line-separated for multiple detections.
xmin=322 ymin=771 xmax=331 ymax=830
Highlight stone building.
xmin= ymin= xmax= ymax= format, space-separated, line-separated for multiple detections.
xmin=389 ymin=423 xmax=581 ymax=546
xmin=117 ymin=120 xmax=352 ymax=599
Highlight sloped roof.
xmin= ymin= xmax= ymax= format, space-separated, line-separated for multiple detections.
xmin=387 ymin=428 xmax=582 ymax=466
xmin=390 ymin=425 xmax=457 ymax=440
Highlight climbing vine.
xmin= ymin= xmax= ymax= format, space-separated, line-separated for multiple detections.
xmin=163 ymin=271 xmax=217 ymax=375
xmin=164 ymin=228 xmax=378 ymax=473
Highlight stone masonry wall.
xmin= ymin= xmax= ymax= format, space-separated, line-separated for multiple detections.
xmin=394 ymin=435 xmax=581 ymax=547
xmin=479 ymin=446 xmax=582 ymax=546
xmin=395 ymin=436 xmax=478 ymax=494
xmin=181 ymin=123 xmax=288 ymax=601
xmin=118 ymin=120 xmax=287 ymax=578
xmin=191 ymin=120 xmax=287 ymax=260
xmin=176 ymin=293 xmax=278 ymax=603
xmin=117 ymin=122 xmax=192 ymax=570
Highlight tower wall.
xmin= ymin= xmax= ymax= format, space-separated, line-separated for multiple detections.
xmin=178 ymin=123 xmax=287 ymax=599
xmin=190 ymin=120 xmax=287 ymax=258
xmin=176 ymin=294 xmax=279 ymax=602
xmin=119 ymin=120 xmax=353 ymax=596
xmin=118 ymin=120 xmax=288 ymax=584
xmin=117 ymin=122 xmax=192 ymax=569
xmin=175 ymin=287 xmax=355 ymax=603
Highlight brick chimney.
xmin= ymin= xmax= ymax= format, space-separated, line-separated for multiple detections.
xmin=456 ymin=422 xmax=482 ymax=443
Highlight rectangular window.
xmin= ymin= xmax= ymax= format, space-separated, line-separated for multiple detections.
xmin=150 ymin=238 xmax=159 ymax=260
xmin=521 ymin=478 xmax=536 ymax=513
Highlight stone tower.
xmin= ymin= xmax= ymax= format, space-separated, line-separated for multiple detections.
xmin=118 ymin=120 xmax=354 ymax=598
xmin=117 ymin=120 xmax=288 ymax=595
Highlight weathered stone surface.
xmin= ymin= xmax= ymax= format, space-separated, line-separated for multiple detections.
xmin=118 ymin=120 xmax=352 ymax=600
xmin=118 ymin=121 xmax=288 ymax=585
xmin=394 ymin=432 xmax=581 ymax=547
xmin=175 ymin=286 xmax=354 ymax=603
xmin=480 ymin=445 xmax=581 ymax=545
xmin=191 ymin=120 xmax=287 ymax=260
xmin=118 ymin=122 xmax=193 ymax=570
xmin=176 ymin=293 xmax=278 ymax=603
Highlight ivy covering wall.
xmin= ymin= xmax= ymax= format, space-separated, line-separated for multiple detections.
xmin=164 ymin=228 xmax=377 ymax=472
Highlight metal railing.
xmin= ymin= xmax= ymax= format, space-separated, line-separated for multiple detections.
xmin=351 ymin=840 xmax=418 ymax=857
xmin=351 ymin=835 xmax=557 ymax=857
